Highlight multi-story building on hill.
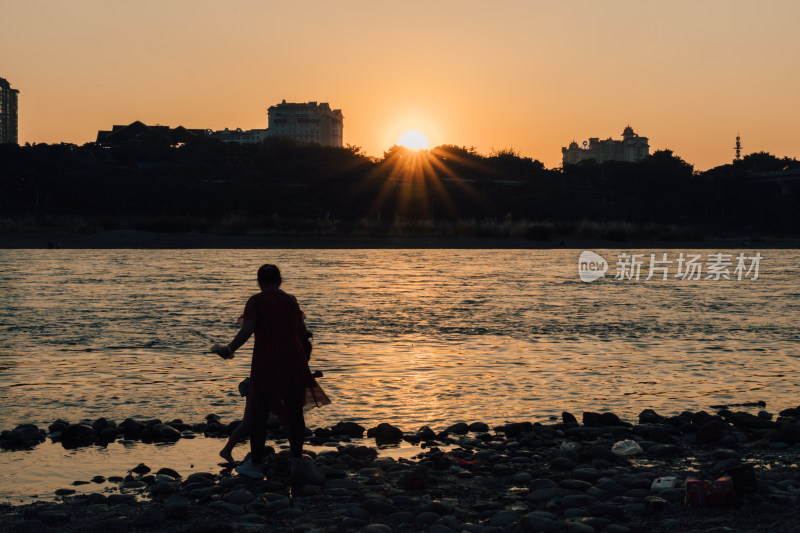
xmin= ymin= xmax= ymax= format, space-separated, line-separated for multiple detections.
xmin=562 ymin=126 xmax=649 ymax=166
xmin=0 ymin=77 xmax=20 ymax=145
xmin=267 ymin=100 xmax=343 ymax=147
xmin=209 ymin=128 xmax=269 ymax=144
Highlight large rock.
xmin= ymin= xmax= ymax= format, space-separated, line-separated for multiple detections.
xmin=697 ymin=418 xmax=728 ymax=443
xmin=153 ymin=424 xmax=181 ymax=441
xmin=776 ymin=423 xmax=800 ymax=444
xmin=445 ymin=422 xmax=469 ymax=434
xmin=6 ymin=424 xmax=45 ymax=449
xmin=60 ymin=424 xmax=97 ymax=447
xmin=638 ymin=409 xmax=665 ymax=424
xmin=416 ymin=426 xmax=436 ymax=440
xmin=120 ymin=419 xmax=143 ymax=439
xmin=468 ymin=421 xmax=489 ymax=432
xmin=331 ymin=421 xmax=365 ymax=438
xmin=369 ymin=423 xmax=404 ymax=445
xmin=292 ymin=457 xmax=326 ymax=486
xmin=495 ymin=422 xmax=533 ymax=436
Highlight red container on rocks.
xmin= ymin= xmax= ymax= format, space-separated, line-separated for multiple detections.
xmin=685 ymin=476 xmax=738 ymax=507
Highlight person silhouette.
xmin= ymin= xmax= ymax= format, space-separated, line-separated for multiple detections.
xmin=212 ymin=264 xmax=330 ymax=482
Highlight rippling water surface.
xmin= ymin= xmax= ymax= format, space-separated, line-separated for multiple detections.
xmin=1 ymin=248 xmax=799 ymax=502
xmin=2 ymin=248 xmax=798 ymax=433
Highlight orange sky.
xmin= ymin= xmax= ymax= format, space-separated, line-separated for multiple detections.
xmin=3 ymin=0 xmax=799 ymax=170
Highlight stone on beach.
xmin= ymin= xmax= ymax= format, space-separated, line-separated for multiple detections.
xmin=6 ymin=405 xmax=800 ymax=533
xmin=59 ymin=424 xmax=97 ymax=447
xmin=331 ymin=421 xmax=366 ymax=438
xmin=369 ymin=423 xmax=404 ymax=445
xmin=0 ymin=424 xmax=45 ymax=450
xmin=151 ymin=423 xmax=181 ymax=441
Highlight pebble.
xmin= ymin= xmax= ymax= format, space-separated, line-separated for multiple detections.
xmin=148 ymin=480 xmax=178 ymax=495
xmin=86 ymin=493 xmax=107 ymax=505
xmin=521 ymin=513 xmax=557 ymax=532
xmin=362 ymin=524 xmax=394 ymax=533
xmin=559 ymin=479 xmax=592 ymax=491
xmin=526 ymin=487 xmax=574 ymax=502
xmin=87 ymin=518 xmax=130 ymax=532
xmin=326 ymin=478 xmax=364 ymax=490
xmin=489 ymin=510 xmax=520 ymax=527
xmin=561 ymin=494 xmax=598 ymax=509
xmin=238 ymin=513 xmax=267 ymax=524
xmin=361 ymin=498 xmax=398 ymax=515
xmin=491 ymin=463 xmax=514 ymax=476
xmin=415 ymin=511 xmax=441 ymax=525
xmin=275 ymin=507 xmax=306 ymax=519
xmin=566 ymin=521 xmax=596 ymax=533
xmin=107 ymin=494 xmax=136 ymax=505
xmin=342 ymin=516 xmax=368 ymax=528
xmin=163 ymin=494 xmax=189 ymax=519
xmin=225 ymin=488 xmax=255 ymax=505
xmin=550 ymin=456 xmax=577 ymax=470
xmin=11 ymin=520 xmax=46 ymax=533
xmin=131 ymin=509 xmax=165 ymax=527
xmin=388 ymin=511 xmax=415 ymax=523
xmin=131 ymin=463 xmax=150 ymax=474
xmin=5 ymin=409 xmax=800 ymax=533
xmin=206 ymin=501 xmax=245 ymax=515
xmin=429 ymin=525 xmax=459 ymax=533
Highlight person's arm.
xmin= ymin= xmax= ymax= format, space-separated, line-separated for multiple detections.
xmin=211 ymin=318 xmax=256 ymax=359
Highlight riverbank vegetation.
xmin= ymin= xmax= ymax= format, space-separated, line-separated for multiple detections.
xmin=1 ymin=139 xmax=798 ymax=241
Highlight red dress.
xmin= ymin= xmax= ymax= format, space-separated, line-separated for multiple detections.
xmin=242 ymin=289 xmax=330 ymax=415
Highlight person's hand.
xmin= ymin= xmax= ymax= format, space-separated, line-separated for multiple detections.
xmin=211 ymin=343 xmax=234 ymax=359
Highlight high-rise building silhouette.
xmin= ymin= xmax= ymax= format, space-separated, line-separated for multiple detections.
xmin=0 ymin=77 xmax=19 ymax=145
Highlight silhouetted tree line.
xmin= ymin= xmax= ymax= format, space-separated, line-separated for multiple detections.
xmin=1 ymin=138 xmax=798 ymax=235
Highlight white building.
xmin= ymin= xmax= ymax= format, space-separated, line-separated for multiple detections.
xmin=562 ymin=126 xmax=649 ymax=166
xmin=209 ymin=128 xmax=269 ymax=144
xmin=267 ymin=100 xmax=343 ymax=147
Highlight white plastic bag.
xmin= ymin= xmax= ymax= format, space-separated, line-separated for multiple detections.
xmin=611 ymin=439 xmax=643 ymax=456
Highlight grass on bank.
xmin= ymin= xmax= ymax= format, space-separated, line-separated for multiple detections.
xmin=0 ymin=213 xmax=709 ymax=242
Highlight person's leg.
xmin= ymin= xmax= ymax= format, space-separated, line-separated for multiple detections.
xmin=219 ymin=400 xmax=252 ymax=464
xmin=287 ymin=394 xmax=306 ymax=458
xmin=248 ymin=384 xmax=270 ymax=464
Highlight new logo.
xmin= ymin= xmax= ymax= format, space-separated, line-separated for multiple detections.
xmin=578 ymin=251 xmax=608 ymax=282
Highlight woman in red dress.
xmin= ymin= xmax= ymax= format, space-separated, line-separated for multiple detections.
xmin=212 ymin=264 xmax=329 ymax=479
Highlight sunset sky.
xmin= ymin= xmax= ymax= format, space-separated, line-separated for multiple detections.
xmin=3 ymin=0 xmax=799 ymax=170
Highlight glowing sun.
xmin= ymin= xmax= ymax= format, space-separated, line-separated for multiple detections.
xmin=398 ymin=129 xmax=430 ymax=150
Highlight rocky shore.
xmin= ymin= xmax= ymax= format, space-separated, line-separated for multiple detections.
xmin=3 ymin=404 xmax=800 ymax=533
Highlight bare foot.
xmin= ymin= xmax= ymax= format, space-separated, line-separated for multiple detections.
xmin=219 ymin=448 xmax=235 ymax=464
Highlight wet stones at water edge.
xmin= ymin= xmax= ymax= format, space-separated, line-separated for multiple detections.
xmin=0 ymin=424 xmax=46 ymax=449
xmin=4 ymin=409 xmax=800 ymax=533
xmin=5 ymin=403 xmax=800 ymax=453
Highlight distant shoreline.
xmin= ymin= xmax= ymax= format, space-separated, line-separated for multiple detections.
xmin=1 ymin=229 xmax=798 ymax=250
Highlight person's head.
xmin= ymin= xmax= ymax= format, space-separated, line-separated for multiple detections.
xmin=257 ymin=264 xmax=282 ymax=289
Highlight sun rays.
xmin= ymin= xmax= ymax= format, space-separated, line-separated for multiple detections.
xmin=358 ymin=145 xmax=491 ymax=220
